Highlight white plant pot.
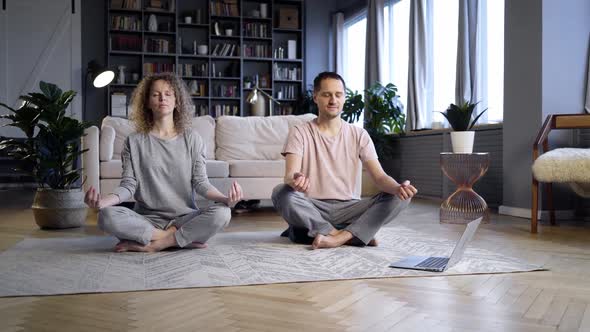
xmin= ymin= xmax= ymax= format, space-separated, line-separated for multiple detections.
xmin=450 ymin=131 xmax=475 ymax=153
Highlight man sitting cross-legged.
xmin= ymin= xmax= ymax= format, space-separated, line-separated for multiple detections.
xmin=271 ymin=71 xmax=418 ymax=250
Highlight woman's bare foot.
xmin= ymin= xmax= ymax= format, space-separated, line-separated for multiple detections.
xmin=187 ymin=242 xmax=208 ymax=249
xmin=367 ymin=238 xmax=378 ymax=246
xmin=312 ymin=230 xmax=354 ymax=249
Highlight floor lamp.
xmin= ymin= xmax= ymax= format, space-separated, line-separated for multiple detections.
xmin=83 ymin=60 xmax=114 ymax=118
xmin=246 ymin=84 xmax=280 ymax=116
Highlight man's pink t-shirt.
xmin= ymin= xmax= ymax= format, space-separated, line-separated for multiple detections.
xmin=282 ymin=118 xmax=378 ymax=200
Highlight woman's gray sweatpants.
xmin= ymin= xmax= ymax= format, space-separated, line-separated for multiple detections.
xmin=97 ymin=203 xmax=231 ymax=248
xmin=271 ymin=184 xmax=410 ymax=245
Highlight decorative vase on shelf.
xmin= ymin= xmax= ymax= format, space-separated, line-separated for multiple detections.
xmin=117 ymin=65 xmax=126 ymax=85
xmin=148 ymin=14 xmax=158 ymax=32
xmin=189 ymin=80 xmax=199 ymax=96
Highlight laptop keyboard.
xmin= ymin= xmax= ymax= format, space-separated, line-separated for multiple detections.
xmin=416 ymin=257 xmax=449 ymax=269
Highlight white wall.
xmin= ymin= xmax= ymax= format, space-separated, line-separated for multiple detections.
xmin=0 ymin=0 xmax=81 ymax=138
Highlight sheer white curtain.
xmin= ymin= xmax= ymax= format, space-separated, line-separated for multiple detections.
xmin=365 ymin=0 xmax=385 ymax=92
xmin=383 ymin=0 xmax=410 ymax=114
xmin=332 ymin=12 xmax=345 ymax=75
xmin=456 ymin=0 xmax=487 ymax=123
xmin=406 ymin=0 xmax=433 ymax=130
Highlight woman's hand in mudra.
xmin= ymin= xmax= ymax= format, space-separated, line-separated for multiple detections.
xmin=225 ymin=181 xmax=243 ymax=207
xmin=84 ymin=186 xmax=103 ymax=209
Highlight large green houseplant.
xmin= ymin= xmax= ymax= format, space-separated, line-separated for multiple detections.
xmin=0 ymin=81 xmax=91 ymax=229
xmin=439 ymin=100 xmax=487 ymax=153
xmin=341 ymin=82 xmax=405 ymax=158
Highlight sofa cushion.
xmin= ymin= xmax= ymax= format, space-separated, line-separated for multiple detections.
xmin=100 ymin=159 xmax=228 ymax=179
xmin=206 ymin=160 xmax=229 ymax=178
xmin=100 ymin=160 xmax=122 ymax=179
xmin=228 ymin=160 xmax=285 ymax=177
xmin=215 ymin=114 xmax=316 ymax=161
xmin=101 ymin=117 xmax=134 ymax=161
xmin=101 ymin=115 xmax=216 ymax=161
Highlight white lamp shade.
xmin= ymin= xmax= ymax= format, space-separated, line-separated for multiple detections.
xmin=93 ymin=70 xmax=115 ymax=88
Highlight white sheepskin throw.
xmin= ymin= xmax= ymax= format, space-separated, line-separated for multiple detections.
xmin=532 ymin=148 xmax=590 ymax=197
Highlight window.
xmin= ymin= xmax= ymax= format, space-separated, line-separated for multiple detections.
xmin=383 ymin=0 xmax=410 ymax=114
xmin=486 ymin=0 xmax=504 ymax=123
xmin=343 ymin=12 xmax=367 ymax=127
xmin=432 ymin=0 xmax=459 ymax=124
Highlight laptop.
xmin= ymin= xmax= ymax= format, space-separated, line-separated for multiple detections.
xmin=389 ymin=217 xmax=482 ymax=272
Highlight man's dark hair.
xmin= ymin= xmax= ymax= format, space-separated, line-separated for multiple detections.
xmin=313 ymin=71 xmax=347 ymax=92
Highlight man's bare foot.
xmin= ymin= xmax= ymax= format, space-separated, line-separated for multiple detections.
xmin=367 ymin=238 xmax=378 ymax=247
xmin=114 ymin=240 xmax=146 ymax=252
xmin=312 ymin=230 xmax=354 ymax=249
xmin=187 ymin=242 xmax=208 ymax=249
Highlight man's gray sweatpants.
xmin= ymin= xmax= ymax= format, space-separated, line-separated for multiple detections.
xmin=271 ymin=184 xmax=410 ymax=244
xmin=97 ymin=203 xmax=231 ymax=248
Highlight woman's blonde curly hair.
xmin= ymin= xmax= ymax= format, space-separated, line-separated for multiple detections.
xmin=129 ymin=72 xmax=193 ymax=134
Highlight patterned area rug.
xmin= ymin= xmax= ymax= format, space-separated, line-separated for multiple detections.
xmin=0 ymin=226 xmax=545 ymax=297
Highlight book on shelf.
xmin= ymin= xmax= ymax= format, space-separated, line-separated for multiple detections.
xmin=111 ymin=0 xmax=140 ymax=10
xmin=214 ymin=104 xmax=239 ymax=117
xmin=111 ymin=16 xmax=141 ymax=31
xmin=210 ymin=0 xmax=239 ymax=17
xmin=111 ymin=93 xmax=128 ymax=117
xmin=110 ymin=35 xmax=142 ymax=52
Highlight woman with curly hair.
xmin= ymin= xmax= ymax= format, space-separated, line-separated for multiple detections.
xmin=84 ymin=72 xmax=243 ymax=252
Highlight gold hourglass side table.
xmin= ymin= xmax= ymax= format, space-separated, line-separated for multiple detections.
xmin=440 ymin=152 xmax=490 ymax=224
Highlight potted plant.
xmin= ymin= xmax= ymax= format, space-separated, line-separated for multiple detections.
xmin=341 ymin=82 xmax=405 ymax=158
xmin=295 ymin=86 xmax=318 ymax=115
xmin=244 ymin=77 xmax=252 ymax=89
xmin=0 ymin=81 xmax=91 ymax=229
xmin=439 ymin=100 xmax=487 ymax=153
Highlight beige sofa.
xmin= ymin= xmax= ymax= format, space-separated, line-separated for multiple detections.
xmin=82 ymin=114 xmax=318 ymax=201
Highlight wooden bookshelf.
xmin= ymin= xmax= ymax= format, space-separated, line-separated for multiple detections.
xmin=106 ymin=0 xmax=305 ymax=118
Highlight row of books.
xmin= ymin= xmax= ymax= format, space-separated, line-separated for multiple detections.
xmin=210 ymin=0 xmax=239 ymax=17
xmin=211 ymin=43 xmax=240 ymax=57
xmin=276 ymin=84 xmax=298 ymax=100
xmin=110 ymin=35 xmax=142 ymax=52
xmin=111 ymin=16 xmax=141 ymax=31
xmin=243 ymin=44 xmax=271 ymax=58
xmin=110 ymin=0 xmax=140 ymax=10
xmin=212 ymin=84 xmax=239 ymax=98
xmin=193 ymin=104 xmax=209 ymax=117
xmin=214 ymin=104 xmax=239 ymax=117
xmin=143 ymin=63 xmax=175 ymax=75
xmin=178 ymin=63 xmax=208 ymax=77
xmin=187 ymin=80 xmax=207 ymax=97
xmin=144 ymin=38 xmax=172 ymax=53
xmin=273 ymin=65 xmax=302 ymax=81
xmin=274 ymin=105 xmax=295 ymax=116
xmin=243 ymin=23 xmax=270 ymax=38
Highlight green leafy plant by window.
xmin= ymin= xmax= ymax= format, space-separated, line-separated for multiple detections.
xmin=0 ymin=81 xmax=91 ymax=189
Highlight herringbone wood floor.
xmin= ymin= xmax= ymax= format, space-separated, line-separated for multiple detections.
xmin=2 ymin=191 xmax=590 ymax=332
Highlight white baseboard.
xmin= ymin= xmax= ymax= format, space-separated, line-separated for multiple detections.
xmin=499 ymin=205 xmax=575 ymax=220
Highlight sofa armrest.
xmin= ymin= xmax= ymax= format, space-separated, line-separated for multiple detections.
xmin=82 ymin=126 xmax=100 ymax=194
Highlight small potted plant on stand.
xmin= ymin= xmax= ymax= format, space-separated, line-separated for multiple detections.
xmin=0 ymin=81 xmax=91 ymax=229
xmin=439 ymin=100 xmax=487 ymax=153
